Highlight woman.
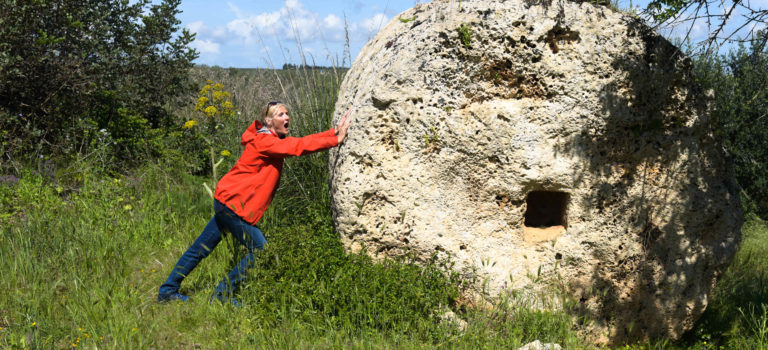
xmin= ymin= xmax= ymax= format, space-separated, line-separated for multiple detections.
xmin=158 ymin=101 xmax=351 ymax=304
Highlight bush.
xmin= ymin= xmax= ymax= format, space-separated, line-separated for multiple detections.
xmin=694 ymin=31 xmax=768 ymax=218
xmin=0 ymin=0 xmax=197 ymax=166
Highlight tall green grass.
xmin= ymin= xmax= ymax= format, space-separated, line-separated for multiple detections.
xmin=0 ymin=161 xmax=584 ymax=348
xmin=675 ymin=214 xmax=768 ymax=349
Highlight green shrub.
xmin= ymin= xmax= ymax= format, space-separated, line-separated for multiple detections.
xmin=693 ymin=30 xmax=768 ymax=218
xmin=0 ymin=0 xmax=197 ymax=167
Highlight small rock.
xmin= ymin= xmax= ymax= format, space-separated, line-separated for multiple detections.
xmin=440 ymin=310 xmax=467 ymax=331
xmin=517 ymin=340 xmax=562 ymax=350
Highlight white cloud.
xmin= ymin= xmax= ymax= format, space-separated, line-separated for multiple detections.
xmin=227 ymin=2 xmax=244 ymax=19
xmin=211 ymin=27 xmax=228 ymax=40
xmin=285 ymin=0 xmax=301 ymax=10
xmin=192 ymin=39 xmax=221 ymax=54
xmin=189 ymin=0 xmax=397 ymax=67
xmin=362 ymin=13 xmax=388 ymax=33
xmin=227 ymin=18 xmax=255 ymax=39
xmin=187 ymin=21 xmax=208 ymax=35
xmin=322 ymin=14 xmax=346 ymax=42
xmin=216 ymin=1 xmax=392 ymax=49
xmin=220 ymin=0 xmax=334 ymax=45
xmin=324 ymin=14 xmax=342 ymax=30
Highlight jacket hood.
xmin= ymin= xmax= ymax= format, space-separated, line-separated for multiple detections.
xmin=241 ymin=121 xmax=274 ymax=145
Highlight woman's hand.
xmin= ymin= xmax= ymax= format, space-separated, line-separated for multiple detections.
xmin=336 ymin=109 xmax=352 ymax=144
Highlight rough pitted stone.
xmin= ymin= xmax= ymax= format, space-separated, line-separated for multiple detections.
xmin=329 ymin=0 xmax=742 ymax=343
xmin=518 ymin=340 xmax=563 ymax=350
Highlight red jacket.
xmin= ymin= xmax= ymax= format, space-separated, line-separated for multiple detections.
xmin=214 ymin=121 xmax=338 ymax=225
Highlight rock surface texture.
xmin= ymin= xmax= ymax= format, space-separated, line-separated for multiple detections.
xmin=329 ymin=0 xmax=742 ymax=343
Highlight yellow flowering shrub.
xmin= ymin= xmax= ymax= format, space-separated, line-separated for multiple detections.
xmin=203 ymin=106 xmax=218 ymax=117
xmin=194 ymin=96 xmax=209 ymax=111
xmin=193 ymin=81 xmax=235 ymax=120
xmin=184 ymin=79 xmax=238 ymax=191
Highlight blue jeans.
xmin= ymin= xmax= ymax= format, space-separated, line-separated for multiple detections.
xmin=158 ymin=199 xmax=266 ymax=301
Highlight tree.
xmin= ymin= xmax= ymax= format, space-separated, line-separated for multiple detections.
xmin=694 ymin=31 xmax=768 ymax=217
xmin=0 ymin=0 xmax=198 ymax=163
xmin=646 ymin=0 xmax=767 ymax=54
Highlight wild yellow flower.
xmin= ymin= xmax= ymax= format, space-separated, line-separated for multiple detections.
xmin=220 ymin=150 xmax=231 ymax=157
xmin=203 ymin=106 xmax=218 ymax=117
xmin=123 ymin=204 xmax=132 ymax=211
xmin=222 ymin=101 xmax=234 ymax=110
xmin=213 ymin=91 xmax=225 ymax=102
xmin=183 ymin=120 xmax=198 ymax=129
xmin=31 ymin=322 xmax=36 ymax=327
xmin=206 ymin=80 xmax=213 ymax=84
xmin=213 ymin=83 xmax=224 ymax=90
xmin=195 ymin=96 xmax=209 ymax=111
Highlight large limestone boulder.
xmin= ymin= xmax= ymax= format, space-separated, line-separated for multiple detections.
xmin=329 ymin=0 xmax=742 ymax=343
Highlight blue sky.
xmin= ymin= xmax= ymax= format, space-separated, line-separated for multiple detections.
xmin=178 ymin=0 xmax=418 ymax=68
xmin=176 ymin=0 xmax=766 ymax=68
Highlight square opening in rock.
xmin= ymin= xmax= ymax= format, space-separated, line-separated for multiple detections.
xmin=524 ymin=191 xmax=569 ymax=228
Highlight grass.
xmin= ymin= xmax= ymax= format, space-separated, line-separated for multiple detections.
xmin=1 ymin=64 xmax=767 ymax=348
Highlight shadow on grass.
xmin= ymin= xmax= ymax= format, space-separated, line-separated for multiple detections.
xmin=681 ymin=216 xmax=768 ymax=345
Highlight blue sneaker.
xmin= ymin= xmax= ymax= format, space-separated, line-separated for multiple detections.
xmin=158 ymin=292 xmax=189 ymax=302
xmin=210 ymin=294 xmax=242 ymax=307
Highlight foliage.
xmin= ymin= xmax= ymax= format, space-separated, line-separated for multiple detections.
xmin=457 ymin=23 xmax=473 ymax=49
xmin=0 ymin=0 xmax=197 ymax=165
xmin=239 ymin=219 xmax=463 ymax=339
xmin=424 ymin=125 xmax=440 ymax=153
xmin=693 ymin=31 xmax=768 ymax=218
xmin=645 ymin=0 xmax=689 ymax=23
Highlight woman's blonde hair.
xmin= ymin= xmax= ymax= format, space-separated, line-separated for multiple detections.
xmin=260 ymin=101 xmax=286 ymax=126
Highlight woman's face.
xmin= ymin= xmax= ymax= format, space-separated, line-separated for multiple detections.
xmin=268 ymin=105 xmax=290 ymax=138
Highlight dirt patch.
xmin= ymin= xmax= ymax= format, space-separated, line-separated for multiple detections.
xmin=480 ymin=59 xmax=548 ymax=100
xmin=523 ymin=225 xmax=566 ymax=243
xmin=540 ymin=25 xmax=580 ymax=54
